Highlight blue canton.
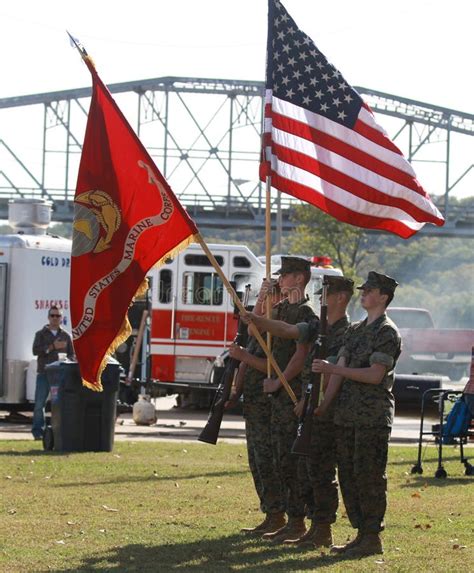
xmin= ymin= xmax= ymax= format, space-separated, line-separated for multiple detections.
xmin=268 ymin=1 xmax=363 ymax=129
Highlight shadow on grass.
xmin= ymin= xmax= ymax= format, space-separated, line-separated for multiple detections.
xmin=0 ymin=448 xmax=67 ymax=457
xmin=400 ymin=474 xmax=473 ymax=488
xmin=40 ymin=534 xmax=362 ymax=573
xmin=53 ymin=469 xmax=249 ymax=487
xmin=389 ymin=452 xmax=470 ymax=467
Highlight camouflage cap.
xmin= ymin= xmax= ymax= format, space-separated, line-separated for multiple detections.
xmin=274 ymin=256 xmax=311 ymax=275
xmin=357 ymin=271 xmax=399 ymax=293
xmin=317 ymin=275 xmax=354 ymax=295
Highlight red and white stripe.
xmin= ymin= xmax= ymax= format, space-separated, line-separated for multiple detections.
xmin=261 ymin=90 xmax=445 ymax=238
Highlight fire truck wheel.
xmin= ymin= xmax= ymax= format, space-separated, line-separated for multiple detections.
xmin=42 ymin=426 xmax=54 ymax=451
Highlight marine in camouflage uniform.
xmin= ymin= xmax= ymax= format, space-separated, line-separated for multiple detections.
xmin=315 ymin=271 xmax=401 ymax=557
xmin=298 ymin=317 xmax=350 ymax=520
xmin=232 ymin=282 xmax=288 ymax=535
xmin=259 ymin=256 xmax=316 ymax=542
xmin=269 ymin=295 xmax=316 ymax=522
xmin=289 ymin=276 xmax=353 ymax=547
xmin=334 ymin=316 xmax=400 ymax=534
xmin=242 ymin=334 xmax=286 ymax=519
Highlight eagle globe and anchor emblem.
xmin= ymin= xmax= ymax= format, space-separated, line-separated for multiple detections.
xmin=72 ymin=163 xmax=178 ymax=259
xmin=72 ymin=190 xmax=121 ymax=257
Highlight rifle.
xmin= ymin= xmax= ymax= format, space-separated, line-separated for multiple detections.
xmin=291 ymin=278 xmax=329 ymax=456
xmin=198 ymin=284 xmax=251 ymax=445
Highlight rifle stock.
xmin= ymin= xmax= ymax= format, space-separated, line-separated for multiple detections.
xmin=291 ymin=281 xmax=329 ymax=456
xmin=197 ymin=356 xmax=241 ymax=444
xmin=198 ymin=285 xmax=251 ymax=445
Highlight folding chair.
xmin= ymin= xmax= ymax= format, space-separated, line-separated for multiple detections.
xmin=411 ymin=388 xmax=473 ymax=478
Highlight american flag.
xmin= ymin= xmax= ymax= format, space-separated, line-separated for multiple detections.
xmin=260 ymin=0 xmax=445 ymax=238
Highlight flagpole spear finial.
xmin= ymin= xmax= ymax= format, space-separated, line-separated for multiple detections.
xmin=67 ymin=31 xmax=96 ymax=70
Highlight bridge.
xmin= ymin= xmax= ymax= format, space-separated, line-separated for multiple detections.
xmin=0 ymin=77 xmax=473 ymax=238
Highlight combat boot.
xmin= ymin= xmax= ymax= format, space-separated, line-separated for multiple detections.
xmin=262 ymin=516 xmax=306 ymax=544
xmin=283 ymin=521 xmax=317 ymax=546
xmin=309 ymin=523 xmax=333 ymax=548
xmin=284 ymin=522 xmax=333 ymax=548
xmin=343 ymin=532 xmax=383 ymax=557
xmin=240 ymin=512 xmax=286 ymax=535
xmin=330 ymin=531 xmax=362 ymax=554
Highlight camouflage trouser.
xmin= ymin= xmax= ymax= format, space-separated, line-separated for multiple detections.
xmin=336 ymin=425 xmax=391 ymax=534
xmin=243 ymin=396 xmax=285 ymax=514
xmin=299 ymin=419 xmax=339 ymax=524
xmin=270 ymin=390 xmax=307 ymax=518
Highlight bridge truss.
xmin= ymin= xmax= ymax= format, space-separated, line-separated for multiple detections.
xmin=0 ymin=77 xmax=473 ymax=237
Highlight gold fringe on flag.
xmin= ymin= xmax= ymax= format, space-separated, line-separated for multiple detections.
xmin=152 ymin=233 xmax=198 ymax=269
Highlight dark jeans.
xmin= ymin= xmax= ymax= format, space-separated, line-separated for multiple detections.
xmin=31 ymin=373 xmax=49 ymax=438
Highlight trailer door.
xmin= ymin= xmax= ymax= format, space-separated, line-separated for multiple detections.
xmin=0 ymin=264 xmax=7 ymax=395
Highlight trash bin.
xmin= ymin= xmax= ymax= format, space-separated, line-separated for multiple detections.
xmin=43 ymin=359 xmax=121 ymax=452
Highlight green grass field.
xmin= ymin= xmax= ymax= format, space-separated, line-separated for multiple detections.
xmin=0 ymin=441 xmax=472 ymax=572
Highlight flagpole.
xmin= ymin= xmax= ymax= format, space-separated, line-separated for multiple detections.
xmin=196 ymin=232 xmax=297 ymax=405
xmin=265 ymin=175 xmax=272 ymax=379
xmin=263 ymin=2 xmax=275 ymax=381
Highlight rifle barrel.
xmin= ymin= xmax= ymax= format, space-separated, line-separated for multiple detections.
xmin=291 ymin=280 xmax=329 ymax=456
xmin=197 ymin=285 xmax=251 ymax=445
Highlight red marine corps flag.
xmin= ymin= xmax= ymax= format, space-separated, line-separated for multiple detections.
xmin=261 ymin=1 xmax=445 ymax=238
xmin=70 ymin=41 xmax=198 ymax=389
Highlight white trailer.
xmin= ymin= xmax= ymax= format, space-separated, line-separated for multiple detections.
xmin=0 ymin=200 xmax=72 ymax=407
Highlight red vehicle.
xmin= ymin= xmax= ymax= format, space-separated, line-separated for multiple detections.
xmin=381 ymin=307 xmax=474 ymax=405
xmin=386 ymin=307 xmax=474 ymax=381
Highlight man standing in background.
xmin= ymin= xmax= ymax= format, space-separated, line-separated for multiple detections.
xmin=31 ymin=306 xmax=74 ymax=440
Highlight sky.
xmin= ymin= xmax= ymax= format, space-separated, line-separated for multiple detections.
xmin=0 ymin=0 xmax=473 ymax=199
xmin=1 ymin=0 xmax=472 ymax=108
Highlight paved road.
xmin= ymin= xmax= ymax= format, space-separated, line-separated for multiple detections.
xmin=0 ymin=395 xmax=440 ymax=445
